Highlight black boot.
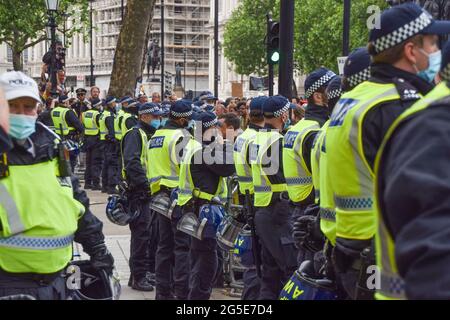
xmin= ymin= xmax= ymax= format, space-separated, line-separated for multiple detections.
xmin=131 ymin=277 xmax=154 ymax=292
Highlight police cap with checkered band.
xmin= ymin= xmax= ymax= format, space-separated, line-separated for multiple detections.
xmin=171 ymin=99 xmax=193 ymax=119
xmin=304 ymin=68 xmax=336 ymax=99
xmin=262 ymin=95 xmax=290 ymax=118
xmin=343 ymin=47 xmax=371 ymax=91
xmin=369 ymin=3 xmax=450 ymax=56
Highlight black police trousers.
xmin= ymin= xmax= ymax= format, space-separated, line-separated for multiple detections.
xmin=84 ymin=136 xmax=103 ymax=186
xmin=241 ymin=269 xmax=261 ymax=300
xmin=129 ymin=199 xmax=156 ymax=280
xmin=188 ymin=237 xmax=218 ymax=300
xmin=255 ymin=199 xmax=299 ymax=300
xmin=155 ymin=214 xmax=190 ymax=300
xmin=0 ymin=272 xmax=66 ymax=300
xmin=102 ymin=141 xmax=119 ymax=190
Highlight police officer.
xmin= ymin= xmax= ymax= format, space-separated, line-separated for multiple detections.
xmin=374 ymin=41 xmax=450 ymax=300
xmin=294 ymin=49 xmax=372 ymax=299
xmin=177 ymin=111 xmax=235 ymax=300
xmin=326 ymin=3 xmax=448 ymax=299
xmin=159 ymin=100 xmax=171 ymax=128
xmin=284 ymin=68 xmax=335 ymax=264
xmin=148 ymin=99 xmax=193 ymax=300
xmin=73 ymin=88 xmax=91 ymax=120
xmin=82 ymin=98 xmax=103 ymax=190
xmin=51 ymin=94 xmax=84 ymax=171
xmin=99 ymin=96 xmax=119 ymax=194
xmin=121 ymin=102 xmax=164 ymax=291
xmin=250 ymin=95 xmax=298 ymax=300
xmin=233 ymin=96 xmax=267 ymax=300
xmin=0 ymin=71 xmax=114 ymax=300
xmin=119 ymin=97 xmax=139 ymax=138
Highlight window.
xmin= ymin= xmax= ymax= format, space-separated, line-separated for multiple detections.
xmin=7 ymin=45 xmax=13 ymax=63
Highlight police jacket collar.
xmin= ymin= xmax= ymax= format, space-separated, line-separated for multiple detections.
xmin=249 ymin=123 xmax=264 ymax=131
xmin=163 ymin=119 xmax=185 ymax=130
xmin=137 ymin=120 xmax=156 ymax=136
xmin=370 ymin=63 xmax=434 ymax=96
xmin=8 ymin=123 xmax=57 ymax=165
xmin=305 ymin=103 xmax=329 ymax=124
xmin=263 ymin=123 xmax=281 ymax=131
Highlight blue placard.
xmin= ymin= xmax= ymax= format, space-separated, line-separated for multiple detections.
xmin=283 ymin=131 xmax=299 ymax=149
xmin=149 ymin=136 xmax=165 ymax=149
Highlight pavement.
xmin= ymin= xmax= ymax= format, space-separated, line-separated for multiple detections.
xmin=76 ymin=188 xmax=240 ymax=300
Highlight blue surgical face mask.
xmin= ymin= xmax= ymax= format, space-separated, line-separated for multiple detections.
xmin=283 ymin=118 xmax=291 ymax=130
xmin=150 ymin=119 xmax=161 ymax=129
xmin=187 ymin=120 xmax=196 ymax=130
xmin=417 ymin=49 xmax=441 ymax=83
xmin=9 ymin=114 xmax=37 ymax=140
xmin=115 ymin=104 xmax=122 ymax=112
xmin=161 ymin=118 xmax=168 ymax=127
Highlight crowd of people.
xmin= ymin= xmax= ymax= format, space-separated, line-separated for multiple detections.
xmin=1 ymin=2 xmax=450 ymax=301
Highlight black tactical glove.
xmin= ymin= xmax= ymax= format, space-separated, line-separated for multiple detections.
xmin=89 ymin=243 xmax=115 ymax=274
xmin=292 ymin=215 xmax=324 ymax=253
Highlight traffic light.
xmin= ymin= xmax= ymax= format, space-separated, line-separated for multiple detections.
xmin=267 ymin=21 xmax=280 ymax=65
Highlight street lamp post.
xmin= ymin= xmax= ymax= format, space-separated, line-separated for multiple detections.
xmin=89 ymin=0 xmax=95 ymax=87
xmin=45 ymin=0 xmax=60 ymax=98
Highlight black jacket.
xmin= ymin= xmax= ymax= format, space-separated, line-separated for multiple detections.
xmin=302 ymin=103 xmax=330 ymax=172
xmin=72 ymin=100 xmax=90 ymax=119
xmin=0 ymin=126 xmax=12 ymax=154
xmin=3 ymin=122 xmax=105 ymax=254
xmin=121 ymin=121 xmax=155 ymax=191
xmin=377 ymin=94 xmax=450 ymax=299
xmin=123 ymin=116 xmax=138 ymax=132
xmin=104 ymin=109 xmax=116 ymax=141
xmin=190 ymin=139 xmax=235 ymax=197
xmin=37 ymin=109 xmax=53 ymax=128
xmin=362 ymin=63 xmax=434 ymax=170
xmin=64 ymin=108 xmax=84 ymax=135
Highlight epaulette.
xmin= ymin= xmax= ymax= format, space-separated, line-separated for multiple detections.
xmin=392 ymin=77 xmax=421 ymax=102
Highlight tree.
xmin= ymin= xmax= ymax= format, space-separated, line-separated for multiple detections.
xmin=223 ymin=0 xmax=388 ymax=76
xmin=0 ymin=0 xmax=89 ymax=71
xmin=294 ymin=0 xmax=388 ymax=74
xmin=223 ymin=0 xmax=278 ymax=76
xmin=108 ymin=0 xmax=156 ymax=97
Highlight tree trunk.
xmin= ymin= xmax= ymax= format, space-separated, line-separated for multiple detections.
xmin=108 ymin=0 xmax=155 ymax=97
xmin=12 ymin=49 xmax=23 ymax=71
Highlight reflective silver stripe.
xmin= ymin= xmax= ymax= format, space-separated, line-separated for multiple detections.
xmin=149 ymin=175 xmax=179 ymax=184
xmin=349 ymin=88 xmax=398 ymax=199
xmin=254 ymin=186 xmax=272 ymax=193
xmin=285 ymin=177 xmax=312 ymax=186
xmin=291 ymin=123 xmax=319 ymax=180
xmin=380 ymin=271 xmax=406 ymax=299
xmin=335 ymin=196 xmax=373 ymax=211
xmin=0 ymin=234 xmax=74 ymax=250
xmin=315 ymin=190 xmax=320 ymax=199
xmin=319 ymin=208 xmax=336 ymax=222
xmin=237 ymin=176 xmax=253 ymax=183
xmin=0 ymin=184 xmax=26 ymax=235
xmin=57 ymin=177 xmax=72 ymax=188
xmin=179 ymin=189 xmax=192 ymax=195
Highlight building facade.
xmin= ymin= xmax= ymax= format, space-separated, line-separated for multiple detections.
xmin=207 ymin=0 xmax=305 ymax=99
xmin=0 ymin=0 xmax=210 ymax=98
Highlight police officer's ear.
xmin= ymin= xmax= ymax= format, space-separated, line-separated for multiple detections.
xmin=312 ymin=91 xmax=326 ymax=106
